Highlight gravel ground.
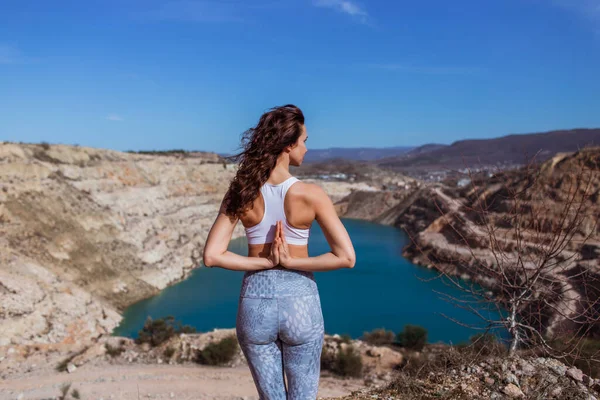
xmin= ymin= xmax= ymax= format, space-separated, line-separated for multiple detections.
xmin=0 ymin=362 xmax=365 ymax=400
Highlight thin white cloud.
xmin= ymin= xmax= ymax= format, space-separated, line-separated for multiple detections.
xmin=544 ymin=0 xmax=600 ymax=37
xmin=551 ymin=0 xmax=600 ymax=19
xmin=314 ymin=0 xmax=369 ymax=23
xmin=368 ymin=63 xmax=481 ymax=75
xmin=547 ymin=0 xmax=600 ymax=34
xmin=106 ymin=114 xmax=124 ymax=122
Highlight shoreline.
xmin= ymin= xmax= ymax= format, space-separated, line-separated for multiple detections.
xmin=112 ymin=216 xmax=511 ymax=348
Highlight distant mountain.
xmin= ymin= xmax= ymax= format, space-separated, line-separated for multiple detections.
xmin=404 ymin=143 xmax=448 ymax=156
xmin=218 ymin=146 xmax=413 ymax=163
xmin=378 ymin=128 xmax=600 ymax=171
xmin=303 ymin=146 xmax=413 ymax=162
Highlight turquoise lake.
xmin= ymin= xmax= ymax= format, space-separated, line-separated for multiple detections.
xmin=113 ymin=218 xmax=503 ymax=344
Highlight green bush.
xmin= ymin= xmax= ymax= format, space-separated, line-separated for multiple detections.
xmin=163 ymin=345 xmax=176 ymax=359
xmin=321 ymin=347 xmax=336 ymax=371
xmin=322 ymin=345 xmax=363 ymax=378
xmin=362 ymin=328 xmax=395 ymax=345
xmin=179 ymin=325 xmax=197 ymax=334
xmin=397 ymin=325 xmax=428 ymax=351
xmin=340 ymin=334 xmax=352 ymax=344
xmin=196 ymin=335 xmax=238 ymax=366
xmin=135 ymin=316 xmax=196 ymax=347
xmin=105 ymin=343 xmax=125 ymax=357
xmin=333 ymin=345 xmax=363 ymax=378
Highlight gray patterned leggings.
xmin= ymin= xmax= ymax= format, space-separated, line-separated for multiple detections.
xmin=236 ymin=268 xmax=325 ymax=400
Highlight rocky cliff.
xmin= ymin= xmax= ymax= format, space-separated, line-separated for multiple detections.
xmin=0 ymin=142 xmax=380 ymax=347
xmin=339 ymin=148 xmax=600 ymax=339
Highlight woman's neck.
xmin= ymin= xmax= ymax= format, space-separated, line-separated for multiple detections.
xmin=268 ymin=160 xmax=292 ymax=183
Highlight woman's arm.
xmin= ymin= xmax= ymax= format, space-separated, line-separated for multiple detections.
xmin=274 ymin=185 xmax=356 ymax=271
xmin=203 ymin=195 xmax=277 ymax=271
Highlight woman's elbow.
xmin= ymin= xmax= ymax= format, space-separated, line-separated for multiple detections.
xmin=345 ymin=253 xmax=356 ymax=269
xmin=202 ymin=251 xmax=215 ymax=268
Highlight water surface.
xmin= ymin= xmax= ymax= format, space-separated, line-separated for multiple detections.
xmin=113 ymin=218 xmax=502 ymax=344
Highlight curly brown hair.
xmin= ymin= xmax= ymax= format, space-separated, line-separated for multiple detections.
xmin=224 ymin=104 xmax=305 ymax=219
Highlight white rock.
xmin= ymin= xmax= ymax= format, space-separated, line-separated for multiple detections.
xmin=502 ymin=383 xmax=524 ymax=398
xmin=366 ymin=348 xmax=383 ymax=358
xmin=566 ymin=367 xmax=583 ymax=382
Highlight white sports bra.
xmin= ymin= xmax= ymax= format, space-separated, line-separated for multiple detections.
xmin=244 ymin=176 xmax=310 ymax=245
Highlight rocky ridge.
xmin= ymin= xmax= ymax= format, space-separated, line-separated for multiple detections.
xmin=338 ymin=148 xmax=600 ymax=339
xmin=0 ymin=142 xmax=381 ymax=348
xmin=401 ymin=149 xmax=600 ymax=338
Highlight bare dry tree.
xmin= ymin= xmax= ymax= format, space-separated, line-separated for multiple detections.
xmin=404 ymin=148 xmax=600 ymax=366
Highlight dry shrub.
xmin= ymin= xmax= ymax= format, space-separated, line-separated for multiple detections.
xmin=321 ymin=344 xmax=363 ymax=378
xmin=195 ymin=335 xmax=238 ymax=366
xmin=135 ymin=315 xmax=196 ymax=347
xmin=458 ymin=333 xmax=508 ymax=358
xmin=333 ymin=345 xmax=363 ymax=378
xmin=362 ymin=328 xmax=395 ymax=345
xmin=105 ymin=343 xmax=125 ymax=357
xmin=397 ymin=325 xmax=428 ymax=351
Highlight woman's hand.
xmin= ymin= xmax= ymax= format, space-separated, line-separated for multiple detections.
xmin=274 ymin=220 xmax=292 ymax=268
xmin=267 ymin=232 xmax=280 ymax=268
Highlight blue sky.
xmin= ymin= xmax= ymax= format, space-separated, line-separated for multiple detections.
xmin=1 ymin=0 xmax=600 ymax=153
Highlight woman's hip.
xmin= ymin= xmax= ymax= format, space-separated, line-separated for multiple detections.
xmin=236 ymin=294 xmax=324 ymax=346
xmin=239 ymin=268 xmax=319 ymax=298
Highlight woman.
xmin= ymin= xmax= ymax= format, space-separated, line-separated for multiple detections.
xmin=202 ymin=104 xmax=355 ymax=399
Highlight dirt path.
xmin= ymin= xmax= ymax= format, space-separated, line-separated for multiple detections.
xmin=0 ymin=362 xmax=364 ymax=400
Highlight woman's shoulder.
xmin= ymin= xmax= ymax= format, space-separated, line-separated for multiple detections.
xmin=288 ymin=180 xmax=330 ymax=202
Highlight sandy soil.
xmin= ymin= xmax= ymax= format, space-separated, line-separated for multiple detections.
xmin=0 ymin=362 xmax=365 ymax=400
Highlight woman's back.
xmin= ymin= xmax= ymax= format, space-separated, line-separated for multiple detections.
xmin=239 ymin=175 xmax=319 ymax=298
xmin=241 ymin=175 xmax=316 ymax=260
xmin=244 ymin=176 xmax=310 ymax=245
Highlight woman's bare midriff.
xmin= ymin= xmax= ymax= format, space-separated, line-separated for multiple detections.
xmin=248 ymin=243 xmax=309 ymax=259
